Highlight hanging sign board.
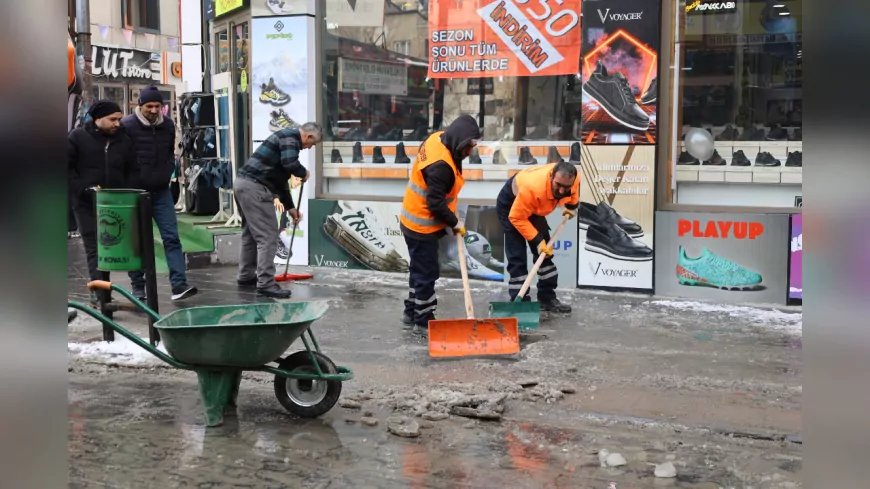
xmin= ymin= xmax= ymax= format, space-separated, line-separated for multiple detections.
xmin=216 ymin=0 xmax=247 ymax=18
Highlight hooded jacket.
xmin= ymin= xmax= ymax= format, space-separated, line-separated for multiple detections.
xmin=121 ymin=107 xmax=177 ymax=191
xmin=401 ymin=115 xmax=482 ymax=241
xmin=68 ymin=119 xmax=138 ymax=198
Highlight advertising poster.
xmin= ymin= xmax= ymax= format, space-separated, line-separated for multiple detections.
xmin=427 ymin=0 xmax=582 ymax=79
xmin=580 ymin=0 xmax=661 ymax=144
xmin=307 ymin=199 xmax=507 ymax=282
xmin=789 ymin=214 xmax=802 ymax=301
xmin=576 ymin=145 xmax=655 ymax=290
xmin=654 ymin=212 xmax=790 ymax=304
xmin=251 ymin=16 xmax=314 ymax=266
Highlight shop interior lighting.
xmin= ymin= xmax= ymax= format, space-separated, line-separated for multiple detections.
xmin=779 ymin=11 xmax=790 ymax=15
xmin=582 ymin=29 xmax=657 ymax=99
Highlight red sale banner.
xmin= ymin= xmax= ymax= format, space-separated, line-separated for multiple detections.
xmin=427 ymin=0 xmax=582 ymax=79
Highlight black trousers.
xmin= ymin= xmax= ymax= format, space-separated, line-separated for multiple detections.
xmin=71 ymin=194 xmax=110 ymax=283
xmin=403 ymin=235 xmax=440 ymax=326
xmin=68 ymin=193 xmax=78 ymax=232
xmin=495 ymin=180 xmax=558 ymax=302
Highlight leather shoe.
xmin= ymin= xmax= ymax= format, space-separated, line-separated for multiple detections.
xmin=257 ymin=285 xmax=292 ymax=299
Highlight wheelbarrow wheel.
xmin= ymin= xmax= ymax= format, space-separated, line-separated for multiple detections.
xmin=274 ymin=351 xmax=342 ymax=418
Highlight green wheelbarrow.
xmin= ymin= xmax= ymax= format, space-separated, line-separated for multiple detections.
xmin=68 ymin=280 xmax=354 ymax=427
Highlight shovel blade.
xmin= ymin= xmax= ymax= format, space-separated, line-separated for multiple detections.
xmin=428 ymin=318 xmax=520 ymax=358
xmin=275 ymin=273 xmax=314 ymax=282
xmin=488 ymin=301 xmax=541 ymax=330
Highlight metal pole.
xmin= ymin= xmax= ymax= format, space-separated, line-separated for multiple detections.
xmin=138 ymin=192 xmax=161 ymax=346
xmin=75 ymin=0 xmax=93 ymax=109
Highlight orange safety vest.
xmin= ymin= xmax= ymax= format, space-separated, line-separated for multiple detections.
xmin=68 ymin=36 xmax=77 ymax=92
xmin=400 ymin=132 xmax=466 ymax=234
xmin=509 ymin=163 xmax=580 ymax=241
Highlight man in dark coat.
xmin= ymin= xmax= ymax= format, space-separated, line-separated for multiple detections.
xmin=122 ymin=86 xmax=197 ymax=301
xmin=68 ymin=100 xmax=138 ymax=306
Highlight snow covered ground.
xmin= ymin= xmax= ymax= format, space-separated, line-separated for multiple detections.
xmin=68 ymin=336 xmax=168 ymax=367
xmin=649 ymin=300 xmax=802 ymax=335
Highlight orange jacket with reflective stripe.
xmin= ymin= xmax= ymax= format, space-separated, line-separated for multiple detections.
xmin=508 ymin=163 xmax=580 ymax=242
xmin=400 ymin=132 xmax=465 ymax=234
xmin=68 ymin=37 xmax=76 ymax=91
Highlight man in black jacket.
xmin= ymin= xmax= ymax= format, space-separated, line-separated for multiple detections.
xmin=122 ymin=86 xmax=197 ymax=301
xmin=68 ymin=100 xmax=137 ymax=306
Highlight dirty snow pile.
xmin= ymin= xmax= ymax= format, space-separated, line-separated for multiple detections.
xmin=649 ymin=300 xmax=802 ymax=334
xmin=343 ymin=378 xmax=576 ymax=422
xmin=68 ymin=336 xmax=168 ymax=367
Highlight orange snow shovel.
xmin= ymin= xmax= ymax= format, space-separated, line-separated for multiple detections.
xmin=428 ymin=232 xmax=520 ymax=358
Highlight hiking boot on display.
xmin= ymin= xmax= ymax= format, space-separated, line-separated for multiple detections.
xmin=584 ymin=223 xmax=653 ymax=262
xmin=469 ymin=147 xmax=482 ymax=164
xmin=755 ymin=151 xmax=781 ymax=167
xmin=259 ymin=77 xmax=290 ymax=106
xmin=715 ymin=124 xmax=740 ymax=141
xmin=676 ymin=246 xmax=762 ymax=290
xmin=171 ymin=284 xmax=198 ymax=301
xmin=330 ymin=148 xmax=343 ymax=163
xmin=519 ymin=147 xmax=538 ymax=165
xmin=568 ymin=142 xmax=581 ymax=164
xmin=257 ymin=284 xmax=292 ymax=299
xmin=703 ymin=149 xmax=726 ymax=165
xmin=394 ymin=142 xmax=411 ymax=163
xmin=640 ymin=77 xmax=657 ymax=105
xmin=789 ymin=128 xmax=802 ymax=141
xmin=372 ymin=146 xmax=386 ymax=163
xmin=352 ymin=141 xmax=364 ymax=163
xmin=269 ymin=109 xmax=298 ymax=132
xmin=677 ymin=150 xmax=700 ymax=165
xmin=540 ymin=298 xmax=572 ymax=314
xmin=731 ymin=150 xmax=751 ymax=166
xmin=578 ymin=201 xmax=644 ymax=238
xmin=582 ymin=60 xmax=650 ymax=131
xmin=547 ymin=146 xmax=565 ymax=164
xmin=786 ymin=151 xmax=802 ymax=167
xmin=131 ymin=285 xmax=146 ymax=301
xmin=765 ymin=125 xmax=789 ymax=141
xmin=492 ymin=149 xmax=508 ymax=165
xmin=323 ymin=201 xmax=409 ymax=272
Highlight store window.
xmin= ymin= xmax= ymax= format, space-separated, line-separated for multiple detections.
xmin=320 ymin=0 xmax=586 ymax=199
xmin=122 ymin=0 xmax=160 ymax=32
xmin=103 ymin=85 xmax=128 ymax=113
xmin=216 ymin=29 xmax=230 ymax=74
xmin=669 ymin=0 xmax=802 ymax=208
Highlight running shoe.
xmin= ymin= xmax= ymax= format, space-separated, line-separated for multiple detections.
xmin=323 ymin=201 xmax=409 ymax=272
xmin=676 ymin=246 xmax=762 ymax=290
xmin=582 ymin=60 xmax=650 ymax=131
xmin=259 ymin=77 xmax=290 ymax=106
xmin=269 ymin=109 xmax=298 ymax=132
xmin=464 ymin=231 xmax=506 ymax=270
xmin=440 ymin=236 xmax=505 ymax=281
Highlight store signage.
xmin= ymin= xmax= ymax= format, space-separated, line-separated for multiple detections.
xmin=655 ymin=212 xmax=790 ymax=305
xmin=91 ymin=45 xmax=161 ymax=82
xmin=215 ymin=0 xmax=246 ymax=17
xmin=427 ymin=0 xmax=581 ymax=79
xmin=338 ymin=58 xmax=408 ymax=96
xmin=596 ymin=9 xmax=644 ymax=23
xmin=789 ymin=215 xmax=802 ymax=301
xmin=171 ymin=62 xmax=182 ymax=78
xmin=686 ymin=1 xmax=736 ymax=14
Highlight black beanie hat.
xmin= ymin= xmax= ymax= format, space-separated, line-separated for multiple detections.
xmin=138 ymin=85 xmax=163 ymax=105
xmin=89 ymin=100 xmax=122 ymax=120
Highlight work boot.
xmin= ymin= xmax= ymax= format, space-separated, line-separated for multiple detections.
xmin=372 ymin=146 xmax=386 ymax=163
xmin=131 ymin=284 xmax=146 ymax=301
xmin=352 ymin=141 xmax=364 ymax=163
xmin=401 ymin=313 xmax=413 ymax=329
xmin=547 ymin=146 xmax=565 ymax=164
xmin=394 ymin=142 xmax=411 ymax=163
xmin=519 ymin=147 xmax=537 ymax=165
xmin=330 ymin=148 xmax=343 ymax=163
xmin=171 ymin=284 xmax=198 ymax=301
xmin=469 ymin=147 xmax=482 ymax=164
xmin=257 ymin=284 xmax=292 ymax=299
xmin=492 ymin=149 xmax=507 ymax=165
xmin=540 ymin=298 xmax=571 ymax=313
xmin=569 ymin=142 xmax=581 ymax=164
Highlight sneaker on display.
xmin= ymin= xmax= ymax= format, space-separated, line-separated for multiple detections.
xmin=582 ymin=60 xmax=650 ymax=131
xmin=269 ymin=109 xmax=299 ymax=132
xmin=765 ymin=125 xmax=789 ymax=141
xmin=677 ymin=150 xmax=700 ymax=165
xmin=676 ymin=246 xmax=762 ymax=290
xmin=464 ymin=231 xmax=505 ymax=271
xmin=583 ymin=222 xmax=652 ymax=262
xmin=578 ymin=201 xmax=644 ymax=238
xmin=715 ymin=124 xmax=739 ymax=141
xmin=731 ymin=150 xmax=751 ymax=166
xmin=323 ymin=201 xmax=409 ymax=272
xmin=785 ymin=151 xmax=802 ymax=167
xmin=441 ymin=237 xmax=504 ymax=281
xmin=259 ymin=77 xmax=290 ymax=106
xmin=702 ymin=149 xmax=726 ymax=165
xmin=640 ymin=77 xmax=657 ymax=105
xmin=755 ymin=151 xmax=781 ymax=167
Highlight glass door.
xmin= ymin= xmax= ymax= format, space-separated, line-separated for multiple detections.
xmin=230 ymin=21 xmax=251 ymax=164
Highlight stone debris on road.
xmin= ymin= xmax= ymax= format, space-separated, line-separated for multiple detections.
xmin=654 ymin=461 xmax=677 ymax=478
xmin=386 ymin=416 xmax=420 ymax=438
xmin=338 ymin=399 xmax=362 ymax=409
xmin=360 ymin=416 xmax=379 ymax=426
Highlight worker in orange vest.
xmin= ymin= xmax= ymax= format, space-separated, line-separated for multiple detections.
xmin=496 ymin=161 xmax=579 ymax=313
xmin=399 ymin=115 xmax=482 ymax=336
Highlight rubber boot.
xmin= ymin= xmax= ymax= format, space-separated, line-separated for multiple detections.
xmin=519 ymin=147 xmax=537 ymax=165
xmin=372 ymin=146 xmax=386 ymax=163
xmin=469 ymin=147 xmax=482 ymax=164
xmin=568 ymin=142 xmax=581 ymax=164
xmin=331 ymin=148 xmax=343 ymax=163
xmin=548 ymin=146 xmax=564 ymax=164
xmin=352 ymin=141 xmax=363 ymax=163
xmin=394 ymin=142 xmax=411 ymax=163
xmin=492 ymin=149 xmax=507 ymax=165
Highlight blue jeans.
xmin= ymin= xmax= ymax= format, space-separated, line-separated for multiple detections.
xmin=129 ymin=188 xmax=187 ymax=289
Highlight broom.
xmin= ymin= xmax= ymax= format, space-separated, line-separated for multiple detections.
xmin=275 ymin=180 xmax=313 ymax=282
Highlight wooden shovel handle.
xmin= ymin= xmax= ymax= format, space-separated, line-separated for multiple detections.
xmin=516 ymin=214 xmax=571 ymax=300
xmin=456 ymin=232 xmax=475 ymax=319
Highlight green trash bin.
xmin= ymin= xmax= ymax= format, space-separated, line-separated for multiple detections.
xmin=96 ymin=189 xmax=146 ymax=272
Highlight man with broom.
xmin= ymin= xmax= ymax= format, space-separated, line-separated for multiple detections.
xmin=496 ymin=160 xmax=579 ymax=313
xmin=399 ymin=115 xmax=482 ymax=336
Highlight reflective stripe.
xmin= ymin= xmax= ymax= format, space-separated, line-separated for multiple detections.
xmin=406 ymin=182 xmax=455 ymax=203
xmin=509 ymin=275 xmax=527 ymax=283
xmin=508 ymin=284 xmax=523 ymax=290
xmin=401 ymin=208 xmax=440 ymax=227
xmin=539 ymin=265 xmax=556 ymax=273
xmin=414 ymin=295 xmax=436 ymax=305
xmin=511 ymin=177 xmax=518 ymax=196
xmin=539 ymin=269 xmax=558 ymax=280
xmin=416 ymin=304 xmax=437 ymax=315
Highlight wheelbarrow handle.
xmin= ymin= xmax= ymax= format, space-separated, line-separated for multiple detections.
xmin=515 ymin=214 xmax=572 ymax=301
xmin=86 ymin=280 xmax=162 ymax=322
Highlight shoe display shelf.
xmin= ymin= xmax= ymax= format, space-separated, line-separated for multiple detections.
xmin=676 ymin=140 xmax=802 ymax=185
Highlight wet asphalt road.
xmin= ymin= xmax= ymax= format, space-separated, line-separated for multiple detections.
xmin=68 ymin=240 xmax=803 ymax=488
